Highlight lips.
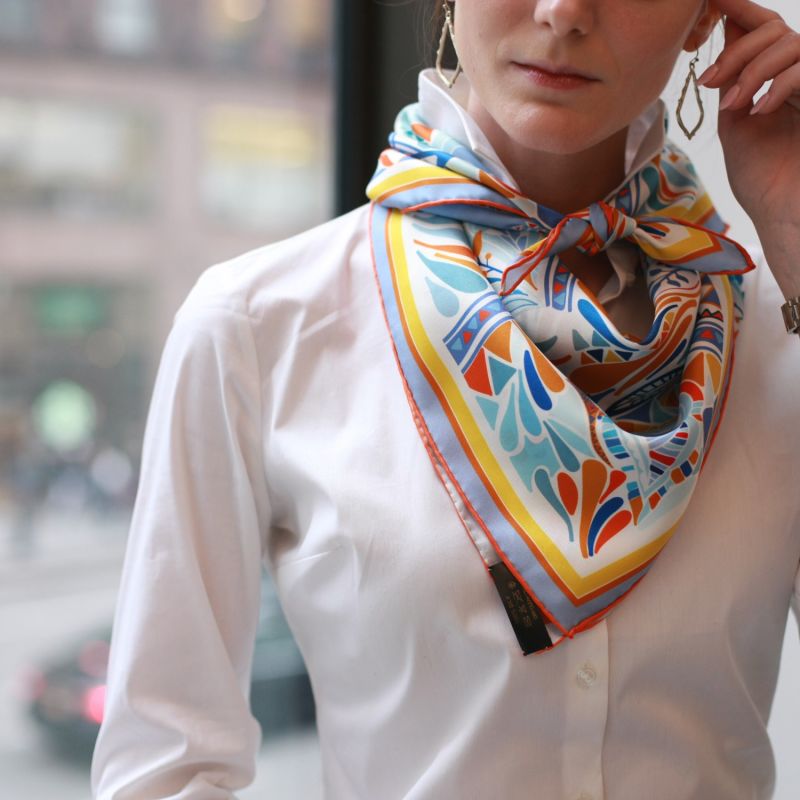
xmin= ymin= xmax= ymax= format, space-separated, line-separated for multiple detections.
xmin=515 ymin=59 xmax=598 ymax=80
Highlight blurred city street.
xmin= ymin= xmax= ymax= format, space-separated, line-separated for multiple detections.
xmin=0 ymin=503 xmax=322 ymax=799
xmin=0 ymin=6 xmax=332 ymax=791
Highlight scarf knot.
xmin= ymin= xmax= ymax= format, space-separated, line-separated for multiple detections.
xmin=367 ymin=102 xmax=757 ymax=301
xmin=580 ymin=201 xmax=640 ymax=251
xmin=499 ymin=200 xmax=641 ymax=296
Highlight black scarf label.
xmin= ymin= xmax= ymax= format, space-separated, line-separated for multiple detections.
xmin=489 ymin=561 xmax=554 ymax=655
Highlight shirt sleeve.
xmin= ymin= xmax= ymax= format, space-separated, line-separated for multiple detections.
xmin=90 ymin=292 xmax=271 ymax=799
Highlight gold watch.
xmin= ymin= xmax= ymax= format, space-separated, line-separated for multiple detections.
xmin=781 ymin=296 xmax=800 ymax=335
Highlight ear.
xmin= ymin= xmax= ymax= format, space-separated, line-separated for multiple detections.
xmin=683 ymin=1 xmax=724 ymax=52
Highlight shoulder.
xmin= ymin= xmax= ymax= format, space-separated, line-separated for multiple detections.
xmin=159 ymin=202 xmax=374 ymax=385
xmin=175 ymin=202 xmax=372 ymax=326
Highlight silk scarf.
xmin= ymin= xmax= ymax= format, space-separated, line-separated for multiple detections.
xmin=366 ymin=101 xmax=756 ymax=653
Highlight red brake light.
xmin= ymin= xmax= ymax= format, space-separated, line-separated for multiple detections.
xmin=81 ymin=684 xmax=106 ymax=725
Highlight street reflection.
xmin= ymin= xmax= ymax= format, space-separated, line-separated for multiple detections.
xmin=0 ymin=507 xmax=322 ymax=797
xmin=0 ymin=1 xmax=331 ymax=796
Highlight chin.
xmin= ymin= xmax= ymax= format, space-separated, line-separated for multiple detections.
xmin=505 ymin=112 xmax=599 ymax=155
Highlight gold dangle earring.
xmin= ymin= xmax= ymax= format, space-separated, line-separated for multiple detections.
xmin=436 ymin=0 xmax=462 ymax=89
xmin=676 ymin=49 xmax=705 ymax=139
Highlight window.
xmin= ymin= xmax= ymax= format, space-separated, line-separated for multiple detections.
xmin=0 ymin=0 xmax=37 ymax=43
xmin=0 ymin=96 xmax=157 ymax=219
xmin=0 ymin=0 xmax=333 ymax=795
xmin=202 ymin=104 xmax=330 ymax=231
xmin=94 ymin=0 xmax=158 ymax=55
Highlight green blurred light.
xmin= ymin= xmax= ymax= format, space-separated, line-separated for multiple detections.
xmin=32 ymin=380 xmax=97 ymax=452
xmin=34 ymin=285 xmax=108 ymax=333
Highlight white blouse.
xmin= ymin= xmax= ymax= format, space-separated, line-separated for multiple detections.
xmin=91 ymin=69 xmax=800 ymax=800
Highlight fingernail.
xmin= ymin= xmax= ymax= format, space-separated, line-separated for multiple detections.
xmin=719 ymin=85 xmax=741 ymax=110
xmin=750 ymin=93 xmax=770 ymax=115
xmin=697 ymin=64 xmax=720 ymax=86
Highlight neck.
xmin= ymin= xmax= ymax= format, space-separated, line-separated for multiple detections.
xmin=466 ymin=95 xmax=630 ymax=215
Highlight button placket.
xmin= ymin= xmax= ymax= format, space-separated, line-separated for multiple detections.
xmin=576 ymin=662 xmax=598 ymax=689
xmin=561 ymin=620 xmax=609 ymax=800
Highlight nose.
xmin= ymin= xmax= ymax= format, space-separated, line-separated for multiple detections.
xmin=532 ymin=0 xmax=593 ymax=37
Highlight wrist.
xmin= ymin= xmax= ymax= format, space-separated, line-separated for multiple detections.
xmin=753 ymin=221 xmax=800 ymax=302
xmin=773 ymin=271 xmax=800 ymax=304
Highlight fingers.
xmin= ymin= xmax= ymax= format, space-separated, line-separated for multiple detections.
xmin=698 ymin=18 xmax=787 ymax=89
xmin=755 ymin=62 xmax=800 ymax=114
xmin=708 ymin=0 xmax=785 ymax=33
xmin=697 ymin=15 xmax=799 ymax=114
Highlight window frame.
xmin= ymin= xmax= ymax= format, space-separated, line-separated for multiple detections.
xmin=333 ymin=0 xmax=431 ymax=216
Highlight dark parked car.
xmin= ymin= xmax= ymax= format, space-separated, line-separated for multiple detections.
xmin=20 ymin=574 xmax=316 ymax=760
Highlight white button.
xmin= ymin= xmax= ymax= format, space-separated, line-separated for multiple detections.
xmin=575 ymin=662 xmax=597 ymax=689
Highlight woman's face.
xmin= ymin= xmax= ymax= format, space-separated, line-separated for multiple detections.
xmin=453 ymin=0 xmax=721 ymax=155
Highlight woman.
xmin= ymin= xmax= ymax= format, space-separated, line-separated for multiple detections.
xmin=91 ymin=1 xmax=800 ymax=798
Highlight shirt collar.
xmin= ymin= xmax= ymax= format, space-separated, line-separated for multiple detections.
xmin=417 ymin=67 xmax=668 ymax=303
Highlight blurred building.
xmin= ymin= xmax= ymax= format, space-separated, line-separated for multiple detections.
xmin=0 ymin=0 xmax=333 ymax=512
